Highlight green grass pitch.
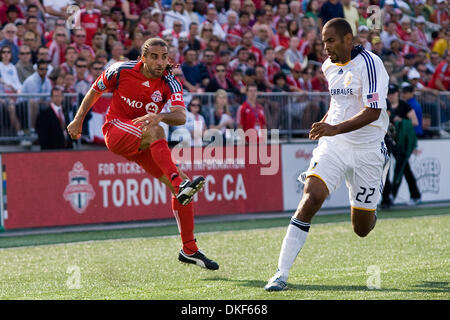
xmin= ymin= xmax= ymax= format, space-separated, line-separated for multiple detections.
xmin=0 ymin=207 xmax=448 ymax=300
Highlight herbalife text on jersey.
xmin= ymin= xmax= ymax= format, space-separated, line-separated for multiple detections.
xmin=171 ymin=128 xmax=279 ymax=176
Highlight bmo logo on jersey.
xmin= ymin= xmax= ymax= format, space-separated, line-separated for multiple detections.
xmin=120 ymin=95 xmax=159 ymax=114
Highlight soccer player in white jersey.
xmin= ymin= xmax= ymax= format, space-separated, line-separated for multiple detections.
xmin=265 ymin=18 xmax=390 ymax=291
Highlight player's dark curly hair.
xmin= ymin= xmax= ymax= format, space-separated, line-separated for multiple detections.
xmin=141 ymin=37 xmax=179 ymax=73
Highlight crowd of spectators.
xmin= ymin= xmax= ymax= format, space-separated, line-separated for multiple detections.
xmin=0 ymin=0 xmax=448 ymax=148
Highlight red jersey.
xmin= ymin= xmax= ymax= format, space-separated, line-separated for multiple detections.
xmin=92 ymin=60 xmax=185 ymax=123
xmin=79 ymin=9 xmax=102 ymax=46
xmin=428 ymin=61 xmax=450 ymax=91
xmin=238 ymin=101 xmax=266 ymax=132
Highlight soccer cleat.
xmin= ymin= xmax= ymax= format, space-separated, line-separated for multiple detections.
xmin=264 ymin=272 xmax=288 ymax=291
xmin=176 ymin=177 xmax=205 ymax=205
xmin=178 ymin=249 xmax=219 ymax=270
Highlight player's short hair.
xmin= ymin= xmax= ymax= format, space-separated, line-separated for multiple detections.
xmin=323 ymin=18 xmax=353 ymax=40
xmin=141 ymin=38 xmax=169 ymax=57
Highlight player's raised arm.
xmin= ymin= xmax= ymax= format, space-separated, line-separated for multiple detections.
xmin=67 ymin=87 xmax=103 ymax=140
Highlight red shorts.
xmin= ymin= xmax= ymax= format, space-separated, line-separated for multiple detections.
xmin=102 ymin=119 xmax=164 ymax=178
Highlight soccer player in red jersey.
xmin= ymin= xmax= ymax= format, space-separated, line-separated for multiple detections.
xmin=67 ymin=38 xmax=219 ymax=270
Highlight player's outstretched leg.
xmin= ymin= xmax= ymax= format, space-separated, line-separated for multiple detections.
xmin=265 ymin=176 xmax=328 ymax=291
xmin=146 ymin=126 xmax=205 ymax=205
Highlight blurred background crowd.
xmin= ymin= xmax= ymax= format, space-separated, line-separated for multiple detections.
xmin=0 ymin=0 xmax=448 ymax=150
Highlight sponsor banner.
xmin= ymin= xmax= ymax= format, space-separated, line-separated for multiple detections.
xmin=282 ymin=140 xmax=450 ymax=211
xmin=281 ymin=143 xmax=350 ymax=211
xmin=2 ymin=145 xmax=282 ymax=230
xmin=394 ymin=139 xmax=450 ymax=203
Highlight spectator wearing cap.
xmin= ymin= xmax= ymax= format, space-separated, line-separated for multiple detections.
xmin=150 ymin=8 xmax=165 ymax=34
xmin=270 ymin=19 xmax=290 ymax=50
xmin=0 ymin=23 xmax=19 ymax=64
xmin=414 ymin=16 xmax=429 ymax=49
xmin=274 ymin=45 xmax=291 ymax=76
xmin=431 ymin=0 xmax=449 ymax=27
xmin=356 ymin=25 xmax=372 ymax=51
xmin=371 ymin=36 xmax=383 ymax=57
xmin=398 ymin=15 xmax=413 ymax=41
xmin=181 ymin=48 xmax=210 ymax=93
xmin=390 ymin=8 xmax=404 ymax=34
xmin=342 ymin=0 xmax=359 ymax=36
xmin=402 ymin=83 xmax=424 ymax=137
xmin=318 ymin=0 xmax=344 ymax=30
xmin=381 ymin=0 xmax=395 ymax=25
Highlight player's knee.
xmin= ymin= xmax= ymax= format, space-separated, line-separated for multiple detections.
xmin=142 ymin=125 xmax=165 ymax=145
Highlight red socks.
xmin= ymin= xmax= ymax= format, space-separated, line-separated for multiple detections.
xmin=150 ymin=139 xmax=183 ymax=192
xmin=172 ymin=196 xmax=198 ymax=254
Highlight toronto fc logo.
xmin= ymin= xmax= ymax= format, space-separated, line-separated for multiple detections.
xmin=63 ymin=161 xmax=95 ymax=214
xmin=152 ymin=90 xmax=162 ymax=102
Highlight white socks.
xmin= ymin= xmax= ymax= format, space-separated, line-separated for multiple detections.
xmin=277 ymin=217 xmax=310 ymax=280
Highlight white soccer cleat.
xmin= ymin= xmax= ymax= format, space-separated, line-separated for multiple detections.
xmin=264 ymin=271 xmax=288 ymax=291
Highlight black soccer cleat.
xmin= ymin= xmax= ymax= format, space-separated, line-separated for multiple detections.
xmin=176 ymin=177 xmax=205 ymax=205
xmin=178 ymin=249 xmax=219 ymax=270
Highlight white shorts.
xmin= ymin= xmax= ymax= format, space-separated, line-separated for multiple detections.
xmin=299 ymin=138 xmax=390 ymax=211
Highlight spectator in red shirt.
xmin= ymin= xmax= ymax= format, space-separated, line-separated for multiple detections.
xmin=428 ymin=53 xmax=450 ymax=91
xmin=237 ymin=83 xmax=267 ymax=141
xmin=270 ymin=19 xmax=290 ymax=49
xmin=262 ymin=47 xmax=281 ymax=84
xmin=431 ymin=0 xmax=449 ymax=28
xmin=79 ymin=0 xmax=103 ymax=46
xmin=70 ymin=27 xmax=96 ymax=61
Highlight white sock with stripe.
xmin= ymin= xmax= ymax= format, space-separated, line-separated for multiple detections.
xmin=277 ymin=217 xmax=310 ymax=280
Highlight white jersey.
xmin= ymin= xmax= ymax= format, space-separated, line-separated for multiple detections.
xmin=322 ymin=47 xmax=389 ymax=147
